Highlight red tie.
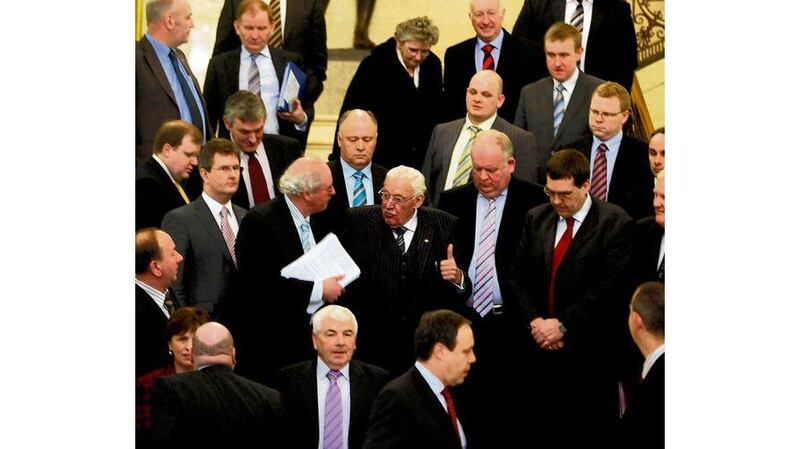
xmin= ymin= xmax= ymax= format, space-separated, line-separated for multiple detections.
xmin=589 ymin=144 xmax=608 ymax=200
xmin=441 ymin=387 xmax=460 ymax=439
xmin=481 ymin=44 xmax=495 ymax=70
xmin=247 ymin=152 xmax=270 ymax=206
xmin=548 ymin=217 xmax=575 ymax=316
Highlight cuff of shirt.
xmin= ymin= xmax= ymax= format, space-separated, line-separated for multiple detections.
xmin=306 ymin=280 xmax=323 ymax=315
xmin=295 ymin=113 xmax=309 ymax=131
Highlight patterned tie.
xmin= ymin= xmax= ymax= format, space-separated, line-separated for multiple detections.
xmin=300 ymin=222 xmax=312 ymax=253
xmin=323 ymin=370 xmax=343 ymax=449
xmin=548 ymin=217 xmax=575 ymax=316
xmin=472 ymin=198 xmax=497 ymax=317
xmin=589 ymin=144 xmax=608 ymax=200
xmin=174 ymin=181 xmax=190 ymax=204
xmin=168 ymin=49 xmax=203 ymax=132
xmin=570 ymin=0 xmax=585 ymax=32
xmin=164 ymin=289 xmax=177 ymax=316
xmin=553 ymin=83 xmax=566 ymax=136
xmin=452 ymin=126 xmax=481 ymax=188
xmin=441 ymin=387 xmax=460 ymax=440
xmin=268 ymin=0 xmax=283 ymax=48
xmin=481 ymin=44 xmax=495 ymax=70
xmin=248 ymin=53 xmax=261 ymax=96
xmin=219 ymin=207 xmax=237 ymax=267
xmin=247 ymin=152 xmax=271 ymax=206
xmin=352 ymin=171 xmax=366 ymax=207
xmin=393 ymin=227 xmax=406 ymax=253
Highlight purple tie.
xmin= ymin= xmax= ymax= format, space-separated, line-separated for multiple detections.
xmin=323 ymin=370 xmax=343 ymax=449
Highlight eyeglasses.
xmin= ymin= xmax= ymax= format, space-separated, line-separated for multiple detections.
xmin=589 ymin=108 xmax=625 ymax=119
xmin=379 ymin=188 xmax=415 ymax=206
xmin=543 ymin=186 xmax=576 ymax=200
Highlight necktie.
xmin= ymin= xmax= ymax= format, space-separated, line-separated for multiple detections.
xmin=472 ymin=198 xmax=497 ymax=317
xmin=164 ymin=289 xmax=177 ymax=315
xmin=219 ymin=207 xmax=237 ymax=267
xmin=268 ymin=0 xmax=283 ymax=48
xmin=548 ymin=217 xmax=575 ymax=316
xmin=570 ymin=0 xmax=584 ymax=32
xmin=553 ymin=83 xmax=566 ymax=137
xmin=168 ymin=49 xmax=203 ymax=132
xmin=352 ymin=171 xmax=366 ymax=207
xmin=441 ymin=387 xmax=460 ymax=440
xmin=247 ymin=152 xmax=270 ymax=206
xmin=393 ymin=227 xmax=406 ymax=253
xmin=323 ymin=370 xmax=344 ymax=449
xmin=589 ymin=144 xmax=608 ymax=200
xmin=481 ymin=44 xmax=495 ymax=70
xmin=248 ymin=53 xmax=261 ymax=96
xmin=174 ymin=181 xmax=190 ymax=204
xmin=300 ymin=222 xmax=312 ymax=253
xmin=658 ymin=256 xmax=665 ymax=283
xmin=452 ymin=126 xmax=481 ymax=187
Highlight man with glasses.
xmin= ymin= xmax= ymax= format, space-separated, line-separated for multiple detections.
xmin=507 ymin=149 xmax=633 ymax=447
xmin=341 ymin=166 xmax=470 ymax=377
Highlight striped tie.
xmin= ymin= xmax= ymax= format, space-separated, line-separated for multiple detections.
xmin=248 ymin=53 xmax=261 ymax=96
xmin=352 ymin=171 xmax=366 ymax=207
xmin=570 ymin=0 xmax=584 ymax=32
xmin=452 ymin=126 xmax=481 ymax=187
xmin=553 ymin=83 xmax=566 ymax=136
xmin=589 ymin=144 xmax=608 ymax=200
xmin=481 ymin=44 xmax=495 ymax=70
xmin=300 ymin=222 xmax=312 ymax=253
xmin=472 ymin=198 xmax=497 ymax=317
xmin=219 ymin=207 xmax=237 ymax=267
xmin=268 ymin=0 xmax=283 ymax=48
xmin=323 ymin=370 xmax=343 ymax=449
xmin=393 ymin=227 xmax=406 ymax=253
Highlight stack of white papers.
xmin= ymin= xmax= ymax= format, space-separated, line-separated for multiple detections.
xmin=280 ymin=233 xmax=360 ymax=286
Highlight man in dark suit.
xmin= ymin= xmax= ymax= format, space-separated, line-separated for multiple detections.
xmin=136 ymin=0 xmax=210 ymax=165
xmin=512 ymin=0 xmax=638 ymax=91
xmin=212 ymin=0 xmax=327 ymax=104
xmin=136 ymin=120 xmax=202 ymax=231
xmin=161 ymin=139 xmax=247 ymax=318
xmin=423 ymin=70 xmax=538 ymax=206
xmin=274 ymin=305 xmax=389 ymax=449
xmin=204 ymin=0 xmax=315 ymax=144
xmin=332 ymin=16 xmax=443 ymax=170
xmin=314 ymin=109 xmax=387 ymax=233
xmin=151 ymin=322 xmax=287 ymax=447
xmin=363 ymin=309 xmax=475 ymax=449
xmin=442 ymin=0 xmax=547 ymax=123
xmin=507 ymin=149 xmax=633 ymax=447
xmin=135 ymin=228 xmax=184 ymax=377
xmin=340 ymin=166 xmax=471 ymax=376
xmin=515 ymin=22 xmax=603 ymax=182
xmin=621 ymin=282 xmax=665 ymax=448
xmin=218 ymin=91 xmax=302 ymax=210
xmin=634 ymin=170 xmax=664 ymax=286
xmin=437 ymin=130 xmax=547 ymax=448
xmin=560 ymin=81 xmax=653 ymax=219
xmin=227 ymin=157 xmax=344 ymax=386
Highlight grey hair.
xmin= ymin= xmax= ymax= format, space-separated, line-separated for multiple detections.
xmin=311 ymin=305 xmax=358 ymax=335
xmin=278 ymin=166 xmax=323 ymax=195
xmin=394 ymin=16 xmax=439 ymax=45
xmin=385 ymin=165 xmax=427 ymax=196
xmin=146 ymin=0 xmax=176 ymax=25
xmin=474 ymin=129 xmax=514 ymax=160
xmin=224 ymin=91 xmax=267 ymax=124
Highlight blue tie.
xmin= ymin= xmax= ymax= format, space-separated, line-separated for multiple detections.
xmin=168 ymin=49 xmax=203 ymax=132
xmin=352 ymin=171 xmax=366 ymax=207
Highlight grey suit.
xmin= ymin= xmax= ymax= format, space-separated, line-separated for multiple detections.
xmin=422 ymin=116 xmax=538 ymax=206
xmin=161 ymin=197 xmax=247 ymax=317
xmin=514 ymin=72 xmax=603 ymax=182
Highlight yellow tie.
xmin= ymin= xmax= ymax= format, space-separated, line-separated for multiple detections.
xmin=174 ymin=181 xmax=190 ymax=204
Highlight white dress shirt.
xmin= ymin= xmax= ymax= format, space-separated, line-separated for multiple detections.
xmin=444 ymin=114 xmax=497 ymax=190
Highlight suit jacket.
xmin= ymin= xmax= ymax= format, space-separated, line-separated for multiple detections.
xmin=274 ymin=359 xmax=390 ymax=449
xmin=135 ymin=285 xmax=171 ymax=377
xmin=136 ymin=37 xmax=211 ymax=165
xmin=561 ymin=134 xmax=653 ymax=220
xmin=512 ymin=0 xmax=638 ymax=90
xmin=515 ymin=71 xmax=604 ymax=183
xmin=151 ymin=364 xmax=287 ymax=448
xmin=212 ymin=0 xmax=327 ymax=102
xmin=633 ymin=216 xmax=663 ymax=286
xmin=136 ymin=156 xmax=190 ymax=231
xmin=312 ymin=159 xmax=388 ymax=235
xmin=621 ymin=354 xmax=665 ymax=449
xmin=442 ymin=29 xmax=547 ymax=122
xmin=203 ymin=47 xmax=316 ymax=144
xmin=160 ymin=197 xmax=247 ymax=317
xmin=332 ymin=38 xmax=443 ymax=170
xmin=231 ymin=133 xmax=303 ymax=210
xmin=422 ymin=117 xmax=539 ymax=206
xmin=363 ymin=367 xmax=464 ymax=449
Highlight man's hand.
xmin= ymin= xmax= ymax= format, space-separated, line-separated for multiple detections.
xmin=322 ymin=274 xmax=345 ymax=302
xmin=439 ymin=244 xmax=463 ymax=285
xmin=530 ymin=317 xmax=565 ymax=350
xmin=277 ymin=98 xmax=307 ymax=125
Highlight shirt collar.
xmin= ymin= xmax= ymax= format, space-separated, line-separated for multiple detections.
xmin=465 ymin=112 xmax=498 ymax=130
xmin=560 ymin=193 xmax=592 ymax=224
xmin=316 ymin=356 xmax=351 ymax=381
xmin=415 ymin=360 xmax=445 ymax=394
xmin=593 ymin=129 xmax=624 ymax=148
xmin=555 ymin=67 xmax=580 ymax=92
xmin=135 ymin=278 xmax=167 ymax=299
xmin=284 ymin=194 xmax=310 ymax=227
xmin=643 ymin=344 xmax=665 ymax=379
xmin=476 ymin=29 xmax=505 ymax=50
xmin=340 ymin=158 xmax=373 ymax=180
xmin=399 ymin=209 xmax=419 ymax=233
xmin=202 ymin=191 xmax=233 ymax=218
xmin=152 ymin=154 xmax=178 ymax=185
xmin=145 ymin=32 xmax=171 ymax=55
xmin=240 ymin=46 xmax=270 ymax=59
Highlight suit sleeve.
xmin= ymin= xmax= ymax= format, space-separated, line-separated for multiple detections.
xmin=511 ymin=0 xmax=545 ymax=44
xmin=420 ymin=128 xmax=438 ymax=204
xmin=505 ymin=211 xmax=541 ymax=326
xmin=212 ymin=0 xmax=238 ymax=56
xmin=161 ymin=210 xmax=191 ymax=306
xmin=363 ymin=388 xmax=411 ymax=449
xmin=514 ymin=88 xmax=530 ymax=130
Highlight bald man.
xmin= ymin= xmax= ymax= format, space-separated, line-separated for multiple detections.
xmin=423 ymin=70 xmax=538 ymax=206
xmin=151 ymin=322 xmax=286 ymax=447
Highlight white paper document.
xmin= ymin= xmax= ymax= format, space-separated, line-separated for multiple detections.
xmin=280 ymin=233 xmax=360 ymax=286
xmin=282 ymin=70 xmax=301 ymax=111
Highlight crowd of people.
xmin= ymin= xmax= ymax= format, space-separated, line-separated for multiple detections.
xmin=135 ymin=0 xmax=665 ymax=447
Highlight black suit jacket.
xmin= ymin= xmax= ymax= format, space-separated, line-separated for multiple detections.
xmin=151 ymin=364 xmax=287 ymax=448
xmin=231 ymin=134 xmax=303 ymax=210
xmin=312 ymin=159 xmax=388 ymax=235
xmin=512 ymin=0 xmax=638 ymax=91
xmin=633 ymin=216 xmax=663 ymax=286
xmin=203 ymin=47 xmax=315 ymax=144
xmin=135 ymin=285 xmax=171 ymax=377
xmin=442 ymin=29 xmax=547 ymax=122
xmin=136 ymin=37 xmax=211 ymax=165
xmin=136 ymin=157 xmax=191 ymax=231
xmin=621 ymin=354 xmax=665 ymax=449
xmin=274 ymin=359 xmax=390 ymax=449
xmin=364 ymin=367 xmax=464 ymax=449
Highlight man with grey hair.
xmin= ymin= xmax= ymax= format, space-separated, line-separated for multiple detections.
xmin=341 ymin=165 xmax=470 ymax=376
xmin=332 ymin=16 xmax=444 ymax=170
xmin=151 ymin=322 xmax=287 ymax=446
xmin=136 ymin=0 xmax=211 ymax=165
xmin=226 ymin=157 xmax=344 ymax=386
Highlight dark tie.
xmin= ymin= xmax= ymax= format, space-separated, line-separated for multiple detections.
xmin=441 ymin=387 xmax=460 ymax=440
xmin=168 ymin=49 xmax=203 ymax=131
xmin=658 ymin=256 xmax=665 ymax=283
xmin=323 ymin=370 xmax=343 ymax=449
xmin=549 ymin=217 xmax=575 ymax=316
xmin=393 ymin=227 xmax=406 ymax=253
xmin=590 ymin=144 xmax=608 ymax=200
xmin=247 ymin=152 xmax=270 ymax=206
xmin=570 ymin=0 xmax=584 ymax=32
xmin=481 ymin=44 xmax=495 ymax=70
xmin=164 ymin=289 xmax=177 ymax=316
